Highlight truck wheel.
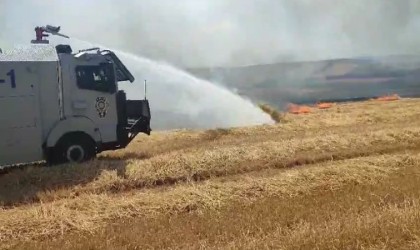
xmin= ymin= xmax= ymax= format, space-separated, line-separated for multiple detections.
xmin=53 ymin=134 xmax=96 ymax=164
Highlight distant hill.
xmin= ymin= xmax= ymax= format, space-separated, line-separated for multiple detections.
xmin=186 ymin=55 xmax=420 ymax=109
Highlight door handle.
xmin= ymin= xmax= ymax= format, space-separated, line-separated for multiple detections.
xmin=72 ymin=100 xmax=87 ymax=110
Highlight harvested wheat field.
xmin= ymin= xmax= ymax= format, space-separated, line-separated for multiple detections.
xmin=3 ymin=98 xmax=420 ymax=249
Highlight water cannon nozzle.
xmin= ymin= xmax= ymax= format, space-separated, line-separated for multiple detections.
xmin=31 ymin=24 xmax=70 ymax=44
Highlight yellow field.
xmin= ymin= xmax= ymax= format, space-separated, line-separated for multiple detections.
xmin=2 ymin=98 xmax=420 ymax=249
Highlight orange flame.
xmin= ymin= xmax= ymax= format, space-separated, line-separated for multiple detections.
xmin=316 ymin=102 xmax=335 ymax=109
xmin=374 ymin=94 xmax=401 ymax=102
xmin=287 ymin=103 xmax=311 ymax=114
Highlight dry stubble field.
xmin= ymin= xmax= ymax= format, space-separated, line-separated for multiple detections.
xmin=2 ymin=99 xmax=420 ymax=249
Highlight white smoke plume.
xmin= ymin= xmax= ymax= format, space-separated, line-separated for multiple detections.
xmin=1 ymin=0 xmax=420 ymax=67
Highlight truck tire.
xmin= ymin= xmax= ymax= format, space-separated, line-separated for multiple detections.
xmin=51 ymin=133 xmax=96 ymax=165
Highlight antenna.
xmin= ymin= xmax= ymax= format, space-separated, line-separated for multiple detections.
xmin=144 ymin=80 xmax=147 ymax=100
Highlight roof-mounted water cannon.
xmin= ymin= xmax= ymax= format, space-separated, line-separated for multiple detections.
xmin=31 ymin=25 xmax=70 ymax=44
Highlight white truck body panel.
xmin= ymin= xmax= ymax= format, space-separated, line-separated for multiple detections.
xmin=0 ymin=46 xmax=61 ymax=165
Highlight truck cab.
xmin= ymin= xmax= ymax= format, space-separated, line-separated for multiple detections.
xmin=0 ymin=44 xmax=151 ymax=167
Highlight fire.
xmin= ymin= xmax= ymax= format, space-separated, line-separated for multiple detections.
xmin=287 ymin=102 xmax=335 ymax=114
xmin=374 ymin=94 xmax=401 ymax=102
xmin=287 ymin=103 xmax=311 ymax=114
xmin=316 ymin=102 xmax=335 ymax=109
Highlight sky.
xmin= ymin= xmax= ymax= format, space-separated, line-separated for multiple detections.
xmin=1 ymin=0 xmax=420 ymax=67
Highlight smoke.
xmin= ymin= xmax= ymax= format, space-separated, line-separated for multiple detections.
xmin=2 ymin=0 xmax=420 ymax=68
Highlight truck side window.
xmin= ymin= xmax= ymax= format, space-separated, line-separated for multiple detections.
xmin=75 ymin=64 xmax=116 ymax=93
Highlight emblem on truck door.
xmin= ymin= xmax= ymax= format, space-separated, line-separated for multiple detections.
xmin=95 ymin=97 xmax=109 ymax=118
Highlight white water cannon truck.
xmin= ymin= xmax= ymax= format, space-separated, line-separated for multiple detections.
xmin=0 ymin=26 xmax=151 ymax=167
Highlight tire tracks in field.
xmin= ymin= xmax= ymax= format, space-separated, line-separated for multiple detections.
xmin=101 ymin=120 xmax=416 ymax=161
xmin=107 ymin=143 xmax=420 ymax=192
xmin=1 ymin=126 xmax=416 ymax=208
xmin=99 ymin=126 xmax=420 ymax=190
xmin=0 ymin=150 xmax=416 ymax=246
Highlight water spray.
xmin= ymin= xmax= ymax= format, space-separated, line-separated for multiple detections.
xmin=49 ymin=36 xmax=274 ymax=129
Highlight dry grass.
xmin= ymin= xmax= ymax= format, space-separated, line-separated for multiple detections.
xmin=21 ymin=155 xmax=420 ymax=250
xmin=2 ymin=98 xmax=420 ymax=249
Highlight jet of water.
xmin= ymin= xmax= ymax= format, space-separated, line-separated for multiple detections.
xmin=23 ymin=37 xmax=274 ymax=130
xmin=120 ymin=52 xmax=275 ymax=130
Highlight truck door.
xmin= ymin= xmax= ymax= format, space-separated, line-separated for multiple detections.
xmin=0 ymin=62 xmax=43 ymax=166
xmin=64 ymin=61 xmax=119 ymax=144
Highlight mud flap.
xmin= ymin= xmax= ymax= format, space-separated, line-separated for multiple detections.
xmin=115 ymin=91 xmax=151 ymax=148
xmin=126 ymin=99 xmax=152 ymax=136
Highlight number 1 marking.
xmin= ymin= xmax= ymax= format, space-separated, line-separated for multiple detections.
xmin=6 ymin=70 xmax=16 ymax=88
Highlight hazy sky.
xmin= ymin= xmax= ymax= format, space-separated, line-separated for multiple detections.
xmin=2 ymin=0 xmax=420 ymax=67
